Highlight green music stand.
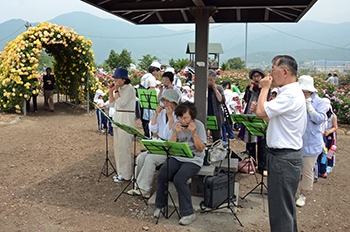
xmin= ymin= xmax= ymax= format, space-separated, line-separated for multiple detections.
xmin=234 ymin=115 xmax=268 ymax=212
xmin=140 ymin=140 xmax=193 ymax=224
xmin=137 ymin=89 xmax=159 ymax=110
xmin=242 ymin=122 xmax=267 ymax=137
xmin=207 ymin=115 xmax=218 ymax=130
xmin=231 ymin=114 xmax=265 ymax=178
xmin=230 ymin=114 xmax=267 ymax=125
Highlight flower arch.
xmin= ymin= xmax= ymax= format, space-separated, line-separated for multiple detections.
xmin=0 ymin=22 xmax=96 ymax=113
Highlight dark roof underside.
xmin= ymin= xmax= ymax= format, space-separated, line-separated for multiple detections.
xmin=81 ymin=0 xmax=317 ymax=24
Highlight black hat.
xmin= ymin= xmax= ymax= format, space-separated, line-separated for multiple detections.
xmin=249 ymin=68 xmax=266 ymax=79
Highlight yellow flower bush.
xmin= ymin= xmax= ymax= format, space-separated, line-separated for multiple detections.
xmin=0 ymin=22 xmax=96 ymax=112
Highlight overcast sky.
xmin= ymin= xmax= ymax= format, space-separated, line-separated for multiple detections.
xmin=1 ymin=0 xmax=350 ymax=31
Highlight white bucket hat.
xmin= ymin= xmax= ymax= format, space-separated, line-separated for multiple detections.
xmin=298 ymin=75 xmax=317 ymax=92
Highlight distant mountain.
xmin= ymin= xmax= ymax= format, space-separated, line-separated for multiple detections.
xmin=1 ymin=11 xmax=350 ymax=65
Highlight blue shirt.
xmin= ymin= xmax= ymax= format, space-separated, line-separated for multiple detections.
xmin=302 ymin=93 xmax=328 ymax=157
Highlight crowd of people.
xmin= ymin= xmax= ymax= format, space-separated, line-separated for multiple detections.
xmin=92 ymin=55 xmax=339 ymax=230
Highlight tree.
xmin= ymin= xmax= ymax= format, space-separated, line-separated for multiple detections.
xmin=138 ymin=54 xmax=159 ymax=71
xmin=220 ymin=62 xmax=228 ymax=71
xmin=118 ymin=49 xmax=133 ymax=69
xmin=169 ymin=58 xmax=190 ymax=70
xmin=104 ymin=49 xmax=133 ymax=70
xmin=105 ymin=49 xmax=119 ymax=70
xmin=227 ymin=57 xmax=245 ymax=69
xmin=37 ymin=51 xmax=55 ymax=72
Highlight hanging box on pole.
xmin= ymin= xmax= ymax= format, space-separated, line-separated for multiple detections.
xmin=201 ymin=170 xmax=236 ymax=209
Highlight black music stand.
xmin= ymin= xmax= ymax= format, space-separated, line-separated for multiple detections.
xmin=112 ymin=122 xmax=150 ymax=205
xmin=94 ymin=103 xmax=117 ymax=182
xmin=240 ymin=121 xmax=268 ymax=212
xmin=140 ymin=140 xmax=193 ymax=224
xmin=201 ymin=104 xmax=243 ymax=227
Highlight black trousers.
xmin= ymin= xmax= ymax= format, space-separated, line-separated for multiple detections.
xmin=246 ymin=138 xmax=266 ymax=171
xmin=26 ymin=94 xmax=37 ymax=112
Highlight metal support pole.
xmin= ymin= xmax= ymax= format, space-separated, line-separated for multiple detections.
xmin=193 ymin=8 xmax=211 ymax=127
xmin=245 ymin=23 xmax=248 ymax=68
xmin=23 ymin=99 xmax=27 ymax=116
xmin=87 ymin=72 xmax=90 ymax=114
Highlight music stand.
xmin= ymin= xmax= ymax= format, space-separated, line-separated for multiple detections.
xmin=206 ymin=115 xmax=218 ymax=130
xmin=240 ymin=121 xmax=268 ymax=211
xmin=140 ymin=140 xmax=193 ymax=224
xmin=137 ymin=89 xmax=158 ymax=137
xmin=231 ymin=114 xmax=264 ymax=180
xmin=201 ymin=104 xmax=243 ymax=227
xmin=137 ymin=89 xmax=159 ymax=110
xmin=94 ymin=103 xmax=117 ymax=182
xmin=112 ymin=122 xmax=150 ymax=205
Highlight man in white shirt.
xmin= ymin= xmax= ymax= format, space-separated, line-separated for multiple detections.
xmin=128 ymin=89 xmax=179 ymax=198
xmin=251 ymin=55 xmax=307 ymax=232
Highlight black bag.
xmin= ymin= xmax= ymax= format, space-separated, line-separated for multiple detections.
xmin=200 ymin=169 xmax=236 ymax=209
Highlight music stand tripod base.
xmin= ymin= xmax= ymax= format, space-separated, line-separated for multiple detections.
xmin=98 ymin=120 xmax=117 ymax=182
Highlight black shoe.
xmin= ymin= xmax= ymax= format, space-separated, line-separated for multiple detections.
xmin=50 ymin=110 xmax=54 ymax=112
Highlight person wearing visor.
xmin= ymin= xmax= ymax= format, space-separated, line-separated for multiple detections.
xmin=128 ymin=89 xmax=179 ymax=198
xmin=108 ymin=68 xmax=136 ymax=183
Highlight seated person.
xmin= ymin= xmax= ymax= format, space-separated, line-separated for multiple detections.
xmin=127 ymin=89 xmax=179 ymax=198
xmin=154 ymin=102 xmax=206 ymax=226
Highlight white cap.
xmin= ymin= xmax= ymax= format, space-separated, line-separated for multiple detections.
xmin=183 ymin=86 xmax=190 ymax=91
xmin=232 ymin=92 xmax=239 ymax=98
xmin=155 ymin=80 xmax=161 ymax=85
xmin=96 ymin=89 xmax=105 ymax=96
xmin=271 ymin=87 xmax=278 ymax=93
xmin=150 ymin=61 xmax=161 ymax=69
xmin=165 ymin=67 xmax=175 ymax=74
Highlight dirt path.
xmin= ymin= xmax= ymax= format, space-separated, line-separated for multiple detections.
xmin=0 ymin=95 xmax=349 ymax=231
